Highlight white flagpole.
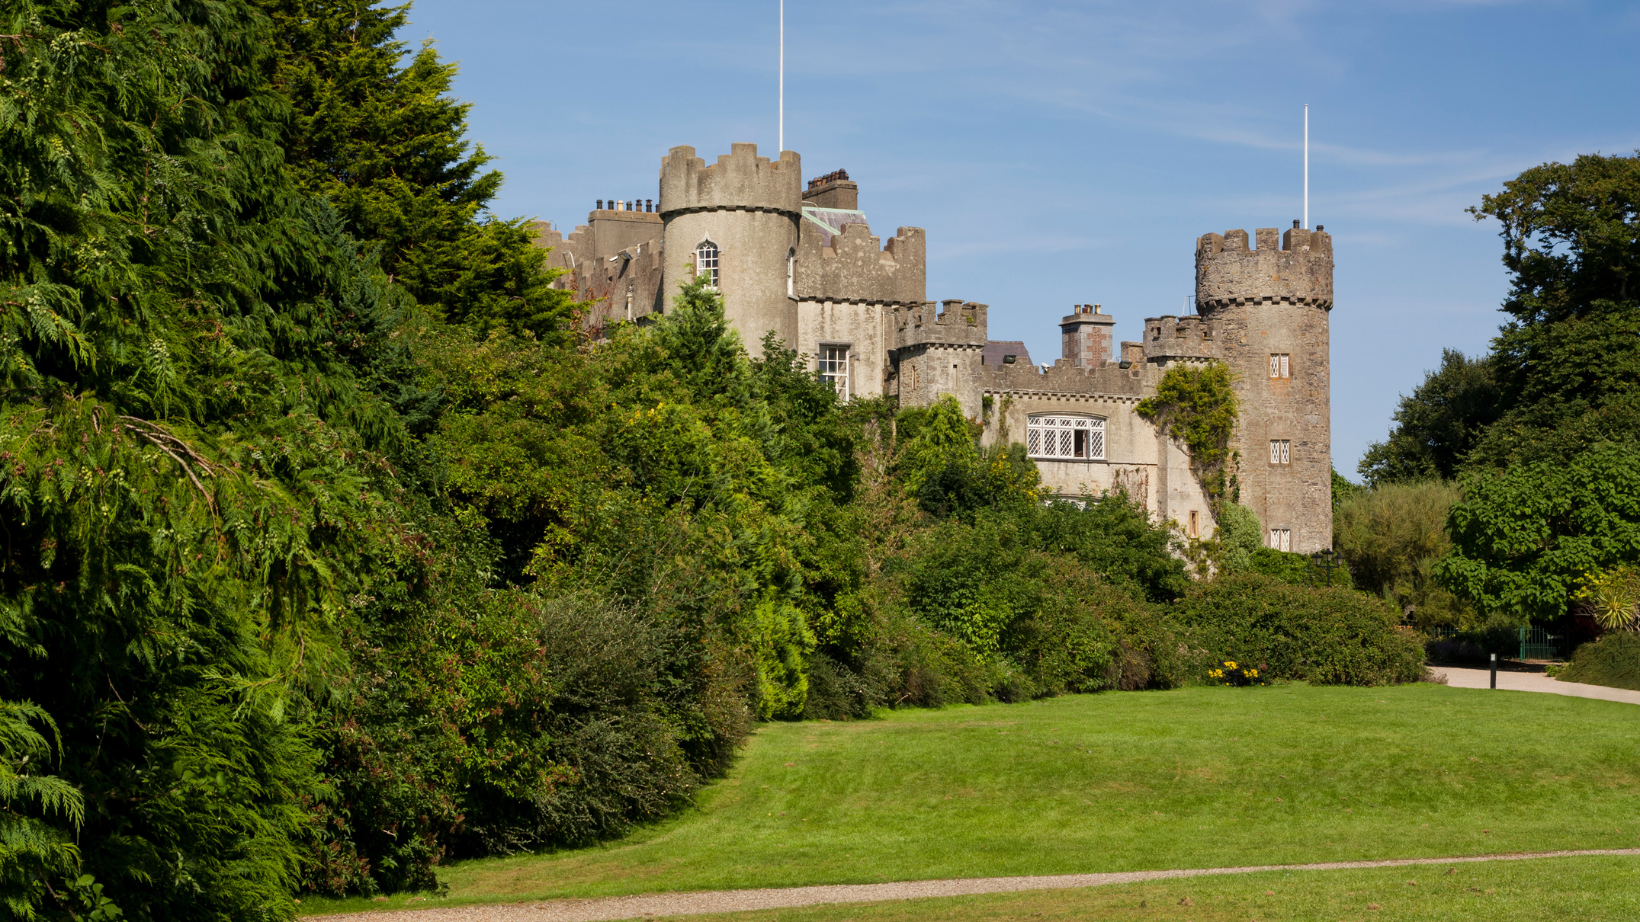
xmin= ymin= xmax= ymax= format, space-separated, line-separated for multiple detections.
xmin=1303 ymin=104 xmax=1309 ymax=229
xmin=779 ymin=0 xmax=784 ymax=152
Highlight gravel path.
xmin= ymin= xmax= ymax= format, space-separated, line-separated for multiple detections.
xmin=319 ymin=848 xmax=1640 ymax=922
xmin=1431 ymin=666 xmax=1640 ymax=705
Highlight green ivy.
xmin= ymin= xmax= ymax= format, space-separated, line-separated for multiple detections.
xmin=1136 ymin=362 xmax=1239 ymax=510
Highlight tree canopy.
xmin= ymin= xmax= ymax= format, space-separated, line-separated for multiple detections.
xmin=1352 ymin=152 xmax=1640 ymax=623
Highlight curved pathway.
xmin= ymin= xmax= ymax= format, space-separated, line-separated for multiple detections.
xmin=320 ymin=848 xmax=1640 ymax=922
xmin=1430 ymin=666 xmax=1640 ymax=705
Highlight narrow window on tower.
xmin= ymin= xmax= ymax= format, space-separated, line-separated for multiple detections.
xmin=1269 ymin=353 xmax=1291 ymax=378
xmin=1269 ymin=439 xmax=1291 ymax=464
xmin=694 ymin=240 xmax=719 ymax=289
xmin=818 ymin=345 xmax=850 ymax=400
xmin=1268 ymin=528 xmax=1292 ymax=552
xmin=786 ymin=248 xmax=796 ymax=297
xmin=1188 ymin=510 xmax=1200 ymax=539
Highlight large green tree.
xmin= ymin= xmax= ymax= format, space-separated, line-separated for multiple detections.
xmin=1357 ymin=350 xmax=1500 ymax=484
xmin=1 ymin=0 xmax=415 ymax=916
xmin=1366 ymin=153 xmax=1640 ymax=479
xmin=1437 ymin=443 xmax=1640 ymax=623
xmin=1464 ymin=152 xmax=1640 ymax=468
xmin=256 ymin=0 xmax=575 ymax=338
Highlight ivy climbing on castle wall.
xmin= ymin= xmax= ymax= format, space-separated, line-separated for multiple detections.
xmin=1136 ymin=362 xmax=1240 ymax=512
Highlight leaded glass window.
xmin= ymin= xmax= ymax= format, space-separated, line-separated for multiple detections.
xmin=1026 ymin=415 xmax=1105 ymax=460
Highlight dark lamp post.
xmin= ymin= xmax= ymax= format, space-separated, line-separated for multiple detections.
xmin=1310 ymin=548 xmax=1346 ymax=587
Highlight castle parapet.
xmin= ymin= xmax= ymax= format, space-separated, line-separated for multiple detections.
xmin=977 ymin=355 xmax=1154 ymax=399
xmin=892 ymin=300 xmax=988 ymax=350
xmin=1195 ymin=225 xmax=1333 ymax=312
xmin=796 ymin=221 xmax=925 ymax=304
xmin=659 ymin=143 xmax=802 ymax=217
xmin=1142 ymin=314 xmax=1219 ymax=362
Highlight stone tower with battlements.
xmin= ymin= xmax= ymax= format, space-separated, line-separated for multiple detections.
xmin=1194 ymin=224 xmax=1334 ymax=554
xmin=659 ymin=143 xmax=803 ymax=357
xmin=530 ymin=142 xmax=1337 ymax=553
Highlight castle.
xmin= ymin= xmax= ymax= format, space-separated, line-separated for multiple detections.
xmin=531 ymin=143 xmax=1334 ymax=553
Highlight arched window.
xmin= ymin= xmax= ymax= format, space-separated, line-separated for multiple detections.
xmin=1027 ymin=415 xmax=1105 ymax=460
xmin=786 ymin=248 xmax=796 ymax=297
xmin=694 ymin=240 xmax=720 ymax=289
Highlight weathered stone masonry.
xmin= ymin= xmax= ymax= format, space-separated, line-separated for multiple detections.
xmin=532 ymin=143 xmax=1335 ymax=553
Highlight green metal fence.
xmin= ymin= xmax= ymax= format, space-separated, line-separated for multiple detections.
xmin=1424 ymin=625 xmax=1566 ymax=660
xmin=1518 ymin=626 xmax=1561 ymax=661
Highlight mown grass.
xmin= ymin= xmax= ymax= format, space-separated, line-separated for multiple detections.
xmin=301 ymin=683 xmax=1640 ymax=915
xmin=648 ymin=856 xmax=1640 ymax=922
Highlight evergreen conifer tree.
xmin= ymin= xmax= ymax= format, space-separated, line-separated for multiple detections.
xmin=256 ymin=0 xmax=576 ymax=337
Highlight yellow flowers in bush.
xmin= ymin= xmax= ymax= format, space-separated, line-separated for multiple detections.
xmin=1208 ymin=659 xmax=1267 ymax=687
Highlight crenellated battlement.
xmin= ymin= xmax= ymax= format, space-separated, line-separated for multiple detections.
xmin=659 ymin=143 xmax=803 ymax=217
xmin=796 ymin=220 xmax=925 ymax=304
xmin=978 ymin=356 xmax=1156 ymax=399
xmin=892 ymin=299 xmax=988 ymax=350
xmin=1142 ymin=313 xmax=1219 ymax=362
xmin=1195 ymin=224 xmax=1334 ymax=312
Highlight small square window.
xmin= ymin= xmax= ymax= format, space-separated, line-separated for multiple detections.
xmin=1269 ymin=353 xmax=1291 ymax=378
xmin=1269 ymin=528 xmax=1292 ymax=552
xmin=1269 ymin=439 xmax=1291 ymax=464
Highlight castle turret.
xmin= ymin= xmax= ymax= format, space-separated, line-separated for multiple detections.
xmin=659 ymin=143 xmax=803 ymax=356
xmin=1195 ymin=223 xmax=1334 ymax=554
xmin=893 ymin=300 xmax=989 ymax=418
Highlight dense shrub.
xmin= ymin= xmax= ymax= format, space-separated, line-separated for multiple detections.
xmin=886 ymin=516 xmax=1181 ymax=702
xmin=1557 ymin=632 xmax=1640 ymax=691
xmin=1423 ymin=623 xmax=1522 ymax=665
xmin=1017 ymin=559 xmax=1183 ymax=694
xmin=1335 ymin=480 xmax=1469 ymax=627
xmin=1171 ymin=574 xmax=1427 ymax=686
xmin=1438 ymin=441 xmax=1640 ymax=622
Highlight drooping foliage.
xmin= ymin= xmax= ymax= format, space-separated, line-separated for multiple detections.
xmin=1136 ymin=361 xmax=1239 ymax=508
xmin=1334 ymin=480 xmax=1470 ymax=628
xmin=1 ymin=0 xmax=415 ymax=916
xmin=0 ymin=702 xmax=84 ymax=920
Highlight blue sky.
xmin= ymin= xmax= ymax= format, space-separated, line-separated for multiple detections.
xmin=403 ymin=0 xmax=1639 ymax=478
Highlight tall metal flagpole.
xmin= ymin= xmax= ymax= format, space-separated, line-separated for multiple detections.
xmin=1303 ymin=104 xmax=1309 ymax=229
xmin=779 ymin=0 xmax=784 ymax=152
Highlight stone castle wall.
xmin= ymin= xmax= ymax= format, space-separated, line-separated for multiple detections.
xmin=659 ymin=144 xmax=802 ymax=356
xmin=525 ymin=141 xmax=1336 ymax=554
xmin=977 ymin=360 xmax=1214 ymax=535
xmin=794 ymin=221 xmax=925 ymax=305
xmin=893 ymin=301 xmax=988 ymax=418
xmin=1196 ymin=226 xmax=1333 ymax=554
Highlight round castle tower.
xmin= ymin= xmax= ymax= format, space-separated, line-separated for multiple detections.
xmin=1195 ymin=225 xmax=1334 ymax=555
xmin=659 ymin=143 xmax=802 ymax=356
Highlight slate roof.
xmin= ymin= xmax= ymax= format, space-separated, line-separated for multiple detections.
xmin=982 ymin=341 xmax=1033 ymax=366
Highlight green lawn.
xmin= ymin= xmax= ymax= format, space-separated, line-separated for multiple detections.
xmin=647 ymin=857 xmax=1640 ymax=922
xmin=302 ymin=683 xmax=1640 ymax=915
